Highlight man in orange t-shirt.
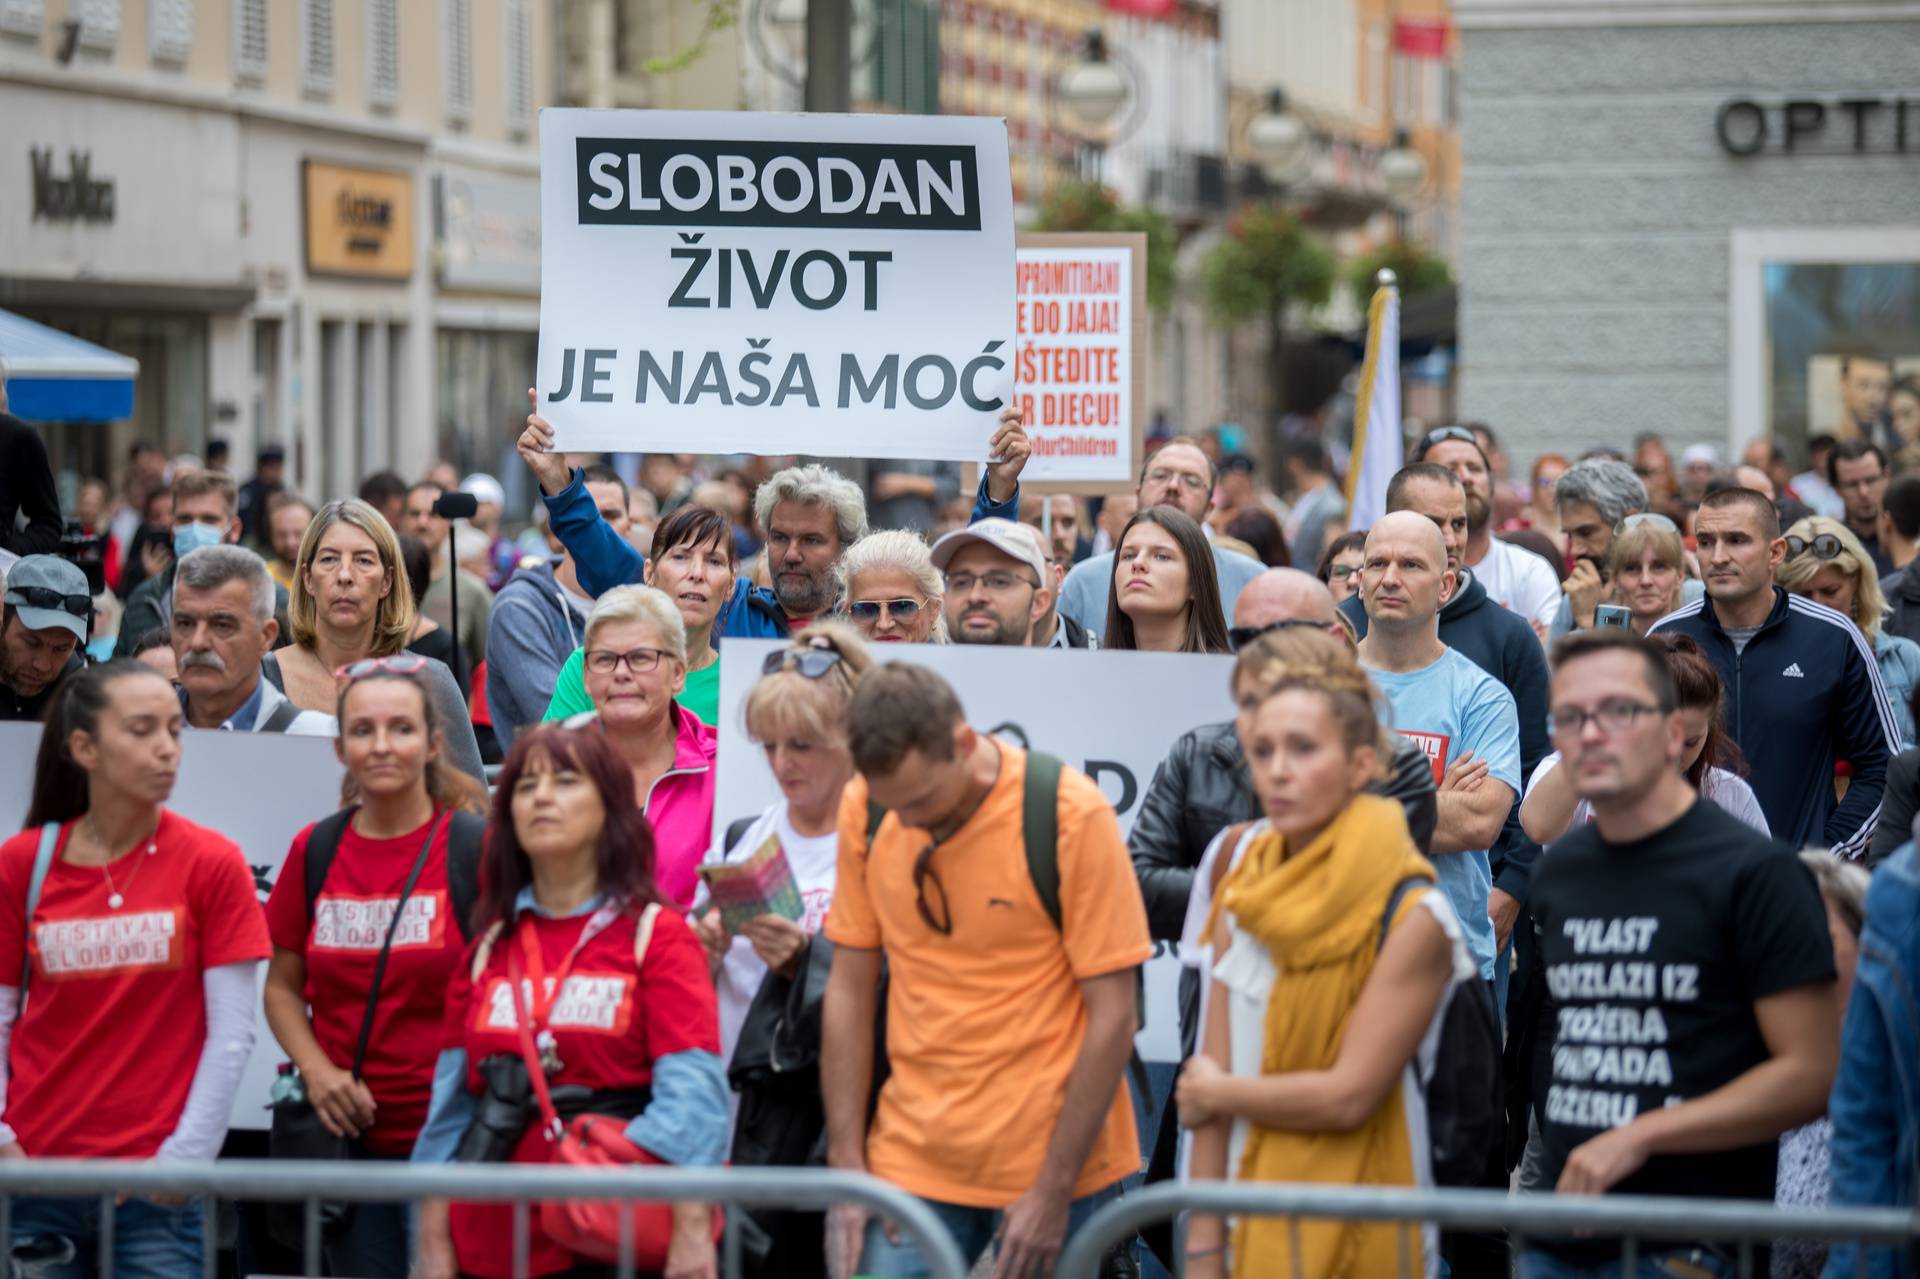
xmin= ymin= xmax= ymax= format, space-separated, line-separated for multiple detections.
xmin=821 ymin=663 xmax=1152 ymax=1279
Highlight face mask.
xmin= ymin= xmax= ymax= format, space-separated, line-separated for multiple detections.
xmin=174 ymin=522 xmax=224 ymax=558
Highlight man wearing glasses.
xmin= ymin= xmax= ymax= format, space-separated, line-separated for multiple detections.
xmin=820 ymin=663 xmax=1150 ymax=1279
xmin=1056 ymin=437 xmax=1265 ymax=640
xmin=1 ymin=554 xmax=89 ymax=721
xmin=931 ymin=518 xmax=1056 ymax=648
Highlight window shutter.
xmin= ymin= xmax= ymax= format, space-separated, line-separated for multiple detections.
xmin=443 ymin=0 xmax=472 ymax=127
xmin=148 ymin=0 xmax=191 ymax=63
xmin=74 ymin=0 xmax=119 ymax=52
xmin=503 ymin=0 xmax=531 ymax=135
xmin=366 ymin=0 xmax=398 ymax=109
xmin=300 ymin=0 xmax=334 ymax=97
xmin=233 ymin=0 xmax=267 ymax=84
xmin=0 ymin=0 xmax=43 ymax=40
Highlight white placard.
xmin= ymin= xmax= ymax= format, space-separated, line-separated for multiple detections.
xmin=711 ymin=640 xmax=1235 ymax=1062
xmin=0 ymin=724 xmax=346 ymax=1133
xmin=1013 ymin=242 xmax=1139 ymax=487
xmin=536 ymin=109 xmax=1016 ymax=461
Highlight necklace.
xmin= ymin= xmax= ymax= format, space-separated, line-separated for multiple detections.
xmin=84 ymin=816 xmax=159 ymax=910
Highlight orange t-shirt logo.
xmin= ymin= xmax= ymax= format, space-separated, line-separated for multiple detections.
xmin=1398 ymin=730 xmax=1451 ymax=785
xmin=34 ymin=909 xmax=183 ymax=978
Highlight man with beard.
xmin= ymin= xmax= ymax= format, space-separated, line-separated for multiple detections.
xmin=169 ymin=545 xmax=333 ymax=734
xmin=0 ymin=555 xmax=88 ymax=721
xmin=517 ymin=394 xmax=1031 ymax=631
xmin=1418 ymin=426 xmax=1562 ymax=634
xmin=931 ymin=518 xmax=1053 ymax=646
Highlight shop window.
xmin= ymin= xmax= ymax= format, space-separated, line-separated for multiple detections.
xmin=504 ymin=0 xmax=531 ymax=137
xmin=300 ymin=0 xmax=334 ymax=98
xmin=75 ymin=0 xmax=118 ymax=52
xmin=0 ymin=0 xmax=43 ymax=40
xmin=233 ymin=0 xmax=267 ymax=85
xmin=443 ymin=0 xmax=473 ymax=128
xmin=366 ymin=0 xmax=398 ymax=110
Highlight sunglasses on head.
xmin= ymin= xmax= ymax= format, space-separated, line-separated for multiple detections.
xmin=762 ymin=646 xmax=845 ymax=679
xmin=333 ymin=653 xmax=430 ymax=683
xmin=1787 ymin=533 xmax=1845 ymax=562
xmin=1420 ymin=426 xmax=1479 ymax=452
xmin=6 ymin=586 xmax=90 ymax=619
xmin=1228 ymin=617 xmax=1345 ymax=652
xmin=1620 ymin=513 xmax=1680 ymax=535
xmin=849 ymin=599 xmax=922 ymax=623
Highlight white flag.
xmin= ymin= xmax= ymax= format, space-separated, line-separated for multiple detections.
xmin=1344 ymin=279 xmax=1402 ymax=530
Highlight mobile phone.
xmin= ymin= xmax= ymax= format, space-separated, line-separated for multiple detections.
xmin=1595 ymin=604 xmax=1632 ymax=629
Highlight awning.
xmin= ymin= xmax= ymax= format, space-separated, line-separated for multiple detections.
xmin=0 ymin=308 xmax=138 ymax=422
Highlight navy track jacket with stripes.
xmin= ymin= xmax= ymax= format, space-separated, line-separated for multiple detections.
xmin=1649 ymin=587 xmax=1898 ymax=859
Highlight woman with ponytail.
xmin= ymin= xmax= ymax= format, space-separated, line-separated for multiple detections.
xmin=0 ymin=659 xmax=271 ymax=1278
xmin=1176 ymin=628 xmax=1472 ymax=1279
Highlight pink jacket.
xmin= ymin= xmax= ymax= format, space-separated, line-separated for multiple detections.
xmin=643 ymin=702 xmax=718 ymax=907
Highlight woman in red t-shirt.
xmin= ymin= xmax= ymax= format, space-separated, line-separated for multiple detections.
xmin=412 ymin=723 xmax=727 ymax=1279
xmin=0 ymin=659 xmax=271 ymax=1277
xmin=262 ymin=659 xmax=488 ymax=1277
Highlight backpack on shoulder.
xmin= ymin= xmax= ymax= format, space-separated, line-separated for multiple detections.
xmin=302 ymin=808 xmax=485 ymax=941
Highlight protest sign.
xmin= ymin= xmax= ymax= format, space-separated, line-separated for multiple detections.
xmin=1013 ymin=232 xmax=1146 ymax=494
xmin=711 ymin=639 xmax=1234 ymax=1061
xmin=537 ymin=109 xmax=1016 ymax=461
xmin=0 ymin=723 xmax=345 ymax=1133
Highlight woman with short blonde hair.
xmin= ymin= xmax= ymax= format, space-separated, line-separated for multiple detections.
xmin=836 ymin=529 xmax=946 ymax=644
xmin=1777 ymin=515 xmax=1920 ymax=747
xmin=1605 ymin=516 xmax=1689 ymax=635
xmin=271 ymin=499 xmax=485 ymax=780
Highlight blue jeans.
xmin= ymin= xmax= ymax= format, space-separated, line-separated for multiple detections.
xmin=1518 ymin=1246 xmax=1734 ymax=1279
xmin=859 ymin=1182 xmax=1126 ymax=1277
xmin=10 ymin=1195 xmax=204 ymax=1279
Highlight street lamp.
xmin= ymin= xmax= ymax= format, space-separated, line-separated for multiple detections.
xmin=1057 ymin=29 xmax=1131 ymax=132
xmin=1379 ymin=128 xmax=1428 ymax=203
xmin=747 ymin=0 xmax=879 ymax=92
xmin=1247 ymin=88 xmax=1310 ymax=182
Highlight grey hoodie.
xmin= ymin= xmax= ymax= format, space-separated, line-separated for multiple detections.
xmin=485 ymin=557 xmax=586 ymax=749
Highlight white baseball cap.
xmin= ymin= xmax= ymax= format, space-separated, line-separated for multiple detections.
xmin=929 ymin=518 xmax=1048 ymax=584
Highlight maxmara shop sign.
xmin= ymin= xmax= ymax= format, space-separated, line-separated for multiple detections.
xmin=1716 ymin=96 xmax=1920 ymax=156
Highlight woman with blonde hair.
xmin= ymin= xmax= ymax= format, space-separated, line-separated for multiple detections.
xmin=1777 ymin=515 xmax=1920 ymax=748
xmin=1603 ymin=514 xmax=1690 ymax=635
xmin=270 ymin=498 xmax=485 ymax=779
xmin=836 ymin=529 xmax=946 ymax=644
xmin=1178 ymin=627 xmax=1472 ymax=1279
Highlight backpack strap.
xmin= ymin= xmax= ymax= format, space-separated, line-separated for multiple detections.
xmin=632 ymin=902 xmax=663 ymax=968
xmin=302 ymin=808 xmax=358 ymax=925
xmin=1379 ymin=875 xmax=1431 ymax=951
xmin=864 ymin=801 xmax=887 ymax=845
xmin=445 ymin=811 xmax=487 ymax=942
xmin=18 ymin=824 xmax=60 ymax=1000
xmin=1022 ymin=752 xmax=1063 ymax=929
xmin=469 ymin=920 xmax=508 ymax=983
xmin=723 ymin=816 xmax=757 ymax=857
xmin=257 ymin=697 xmax=301 ymax=734
xmin=1210 ymin=822 xmax=1258 ymax=897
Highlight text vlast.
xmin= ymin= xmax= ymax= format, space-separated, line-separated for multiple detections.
xmin=30 ymin=147 xmax=115 ymax=224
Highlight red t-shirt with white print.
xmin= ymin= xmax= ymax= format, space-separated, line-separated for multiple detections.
xmin=0 ymin=809 xmax=271 ymax=1158
xmin=264 ymin=809 xmax=470 ymax=1154
xmin=443 ymin=901 xmax=719 ymax=1279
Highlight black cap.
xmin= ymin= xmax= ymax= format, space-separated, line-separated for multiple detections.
xmin=1221 ymin=454 xmax=1256 ymax=475
xmin=257 ymin=445 xmax=286 ymax=464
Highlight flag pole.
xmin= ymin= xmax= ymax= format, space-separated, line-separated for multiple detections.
xmin=1344 ymin=267 xmax=1399 ymax=511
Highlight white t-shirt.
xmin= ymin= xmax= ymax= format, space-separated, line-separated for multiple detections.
xmin=697 ymin=800 xmax=841 ymax=1063
xmin=1523 ymin=752 xmax=1771 ymax=840
xmin=1470 ymin=537 xmax=1563 ymax=633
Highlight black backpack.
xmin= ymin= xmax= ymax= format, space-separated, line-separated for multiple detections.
xmin=1379 ymin=876 xmax=1504 ymax=1187
xmin=302 ymin=807 xmax=486 ymax=941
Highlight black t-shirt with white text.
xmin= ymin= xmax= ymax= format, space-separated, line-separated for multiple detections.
xmin=1531 ymin=800 xmax=1833 ymax=1221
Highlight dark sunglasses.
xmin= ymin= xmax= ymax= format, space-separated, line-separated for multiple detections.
xmin=1228 ymin=617 xmax=1345 ymax=652
xmin=761 ymin=647 xmax=844 ymax=679
xmin=849 ymin=599 xmax=922 ymax=623
xmin=1786 ymin=533 xmax=1845 ymax=562
xmin=334 ymin=653 xmax=430 ymax=683
xmin=7 ymin=586 xmax=90 ymax=618
xmin=913 ymin=841 xmax=951 ymax=936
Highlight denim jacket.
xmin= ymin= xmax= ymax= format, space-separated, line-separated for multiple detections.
xmin=1825 ymin=841 xmax=1920 ymax=1279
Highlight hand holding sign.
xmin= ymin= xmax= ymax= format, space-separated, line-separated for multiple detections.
xmin=519 ymin=387 xmax=571 ymax=497
xmin=986 ymin=406 xmax=1032 ymax=505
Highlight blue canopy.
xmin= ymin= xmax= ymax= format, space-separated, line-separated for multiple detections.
xmin=0 ymin=308 xmax=138 ymax=422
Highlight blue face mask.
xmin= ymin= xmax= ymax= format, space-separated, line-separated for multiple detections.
xmin=173 ymin=522 xmax=224 ymax=558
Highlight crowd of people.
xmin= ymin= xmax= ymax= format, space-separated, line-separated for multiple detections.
xmin=2 ymin=390 xmax=1920 ymax=1279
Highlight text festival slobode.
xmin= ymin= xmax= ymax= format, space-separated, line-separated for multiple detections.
xmin=537 ymin=110 xmax=1016 ymax=461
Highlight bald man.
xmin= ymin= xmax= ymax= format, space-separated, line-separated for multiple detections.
xmin=1356 ymin=513 xmax=1521 ymax=984
xmin=1132 ymin=567 xmax=1439 ymax=940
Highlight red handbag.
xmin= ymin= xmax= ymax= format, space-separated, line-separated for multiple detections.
xmin=508 ymin=905 xmax=723 ymax=1268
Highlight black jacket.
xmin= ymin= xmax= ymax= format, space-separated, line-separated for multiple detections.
xmin=1650 ymin=587 xmax=1897 ymax=857
xmin=1342 ymin=566 xmax=1551 ymax=904
xmin=1869 ymin=746 xmax=1920 ymax=867
xmin=1131 ymin=725 xmax=1439 ymax=940
xmin=1882 ymin=565 xmax=1920 ymax=648
xmin=0 ymin=413 xmax=61 ymax=559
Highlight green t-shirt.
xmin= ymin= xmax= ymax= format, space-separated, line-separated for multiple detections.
xmin=542 ymin=647 xmax=721 ymax=727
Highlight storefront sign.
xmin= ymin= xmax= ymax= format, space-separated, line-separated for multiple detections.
xmin=1013 ymin=232 xmax=1146 ymax=494
xmin=304 ymin=160 xmax=414 ymax=280
xmin=536 ymin=109 xmax=1015 ymax=460
xmin=436 ymin=167 xmax=541 ymax=294
xmin=713 ymin=639 xmax=1235 ymax=1062
xmin=1717 ymin=97 xmax=1920 ymax=157
xmin=29 ymin=147 xmax=114 ymax=223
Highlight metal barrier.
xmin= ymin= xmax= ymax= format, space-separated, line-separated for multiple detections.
xmin=1054 ymin=1180 xmax=1920 ymax=1278
xmin=0 ymin=1159 xmax=971 ymax=1279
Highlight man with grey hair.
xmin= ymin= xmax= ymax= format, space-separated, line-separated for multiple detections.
xmin=1552 ymin=457 xmax=1703 ymax=638
xmin=171 ymin=544 xmax=333 ymax=734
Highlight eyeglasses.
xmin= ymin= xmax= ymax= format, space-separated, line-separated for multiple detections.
xmin=334 ymin=654 xmax=429 ymax=683
xmin=6 ymin=586 xmax=90 ymax=618
xmin=1228 ymin=617 xmax=1346 ymax=652
xmin=1786 ymin=533 xmax=1845 ymax=562
xmin=913 ymin=842 xmax=951 ymax=936
xmin=1325 ymin=563 xmax=1360 ymax=581
xmin=761 ymin=647 xmax=845 ymax=679
xmin=585 ymin=647 xmax=671 ymax=675
xmin=1621 ymin=513 xmax=1680 ymax=535
xmin=946 ymin=571 xmax=1040 ymax=595
xmin=1546 ymin=699 xmax=1666 ymax=738
xmin=1143 ymin=467 xmax=1209 ymax=492
xmin=849 ymin=599 xmax=922 ymax=623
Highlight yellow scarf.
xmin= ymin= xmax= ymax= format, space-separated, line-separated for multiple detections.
xmin=1212 ymin=793 xmax=1437 ymax=1279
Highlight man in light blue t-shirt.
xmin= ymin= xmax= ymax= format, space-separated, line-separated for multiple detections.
xmin=1356 ymin=512 xmax=1522 ymax=979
